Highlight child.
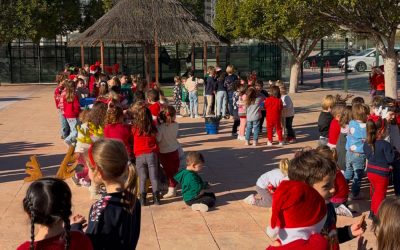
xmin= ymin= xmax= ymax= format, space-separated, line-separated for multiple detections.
xmin=62 ymin=80 xmax=81 ymax=146
xmin=147 ymin=89 xmax=161 ymax=122
xmin=173 ymin=76 xmax=182 ymax=117
xmin=104 ymin=103 xmax=132 ymax=156
xmin=318 ymin=95 xmax=335 ymax=146
xmin=237 ymin=85 xmax=247 ymax=141
xmin=72 ymin=139 xmax=141 ymax=249
xmin=204 ymin=67 xmax=216 ymax=116
xmin=54 ymin=74 xmax=69 ymax=139
xmin=231 ymin=80 xmax=241 ymax=136
xmin=279 ymin=83 xmax=296 ymax=143
xmin=185 ymin=71 xmax=203 ymax=118
xmin=181 ymin=77 xmax=190 ymax=117
xmin=255 ymin=80 xmax=268 ymax=133
xmin=174 ymin=151 xmax=216 ymax=212
xmin=76 ymin=78 xmax=90 ymax=103
xmin=345 ymin=103 xmax=369 ymax=199
xmin=372 ymin=197 xmax=400 ymax=250
xmin=364 ymin=116 xmax=399 ymax=219
xmin=265 ymin=86 xmax=284 ymax=146
xmin=157 ymin=106 xmax=180 ymax=198
xmin=131 ymin=101 xmax=160 ymax=205
xmin=243 ymin=159 xmax=289 ymax=207
xmin=120 ymin=74 xmax=133 ymax=106
xmin=245 ymin=87 xmax=262 ymax=146
xmin=351 ymin=96 xmax=365 ymax=105
xmin=327 ymin=105 xmax=346 ymax=149
xmin=336 ymin=105 xmax=352 ymax=171
xmin=17 ymin=178 xmax=92 ymax=250
xmin=266 ymin=180 xmax=328 ymax=250
xmin=289 ymin=150 xmax=366 ymax=249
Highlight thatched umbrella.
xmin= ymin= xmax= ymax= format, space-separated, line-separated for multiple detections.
xmin=69 ymin=0 xmax=226 ymax=82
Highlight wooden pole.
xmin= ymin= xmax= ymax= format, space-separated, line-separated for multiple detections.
xmin=203 ymin=42 xmax=207 ymax=75
xmin=216 ymin=45 xmax=220 ymax=67
xmin=154 ymin=35 xmax=159 ymax=84
xmin=80 ymin=44 xmax=85 ymax=68
xmin=100 ymin=41 xmax=105 ymax=73
xmin=191 ymin=43 xmax=195 ymax=72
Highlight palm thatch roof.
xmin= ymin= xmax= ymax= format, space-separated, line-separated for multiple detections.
xmin=68 ymin=0 xmax=226 ymax=46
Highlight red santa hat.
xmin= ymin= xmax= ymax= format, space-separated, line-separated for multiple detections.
xmin=89 ymin=65 xmax=97 ymax=74
xmin=267 ymin=180 xmax=327 ymax=245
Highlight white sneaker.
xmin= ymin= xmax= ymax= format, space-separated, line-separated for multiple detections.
xmin=195 ymin=115 xmax=200 ymax=118
xmin=162 ymin=187 xmax=176 ymax=198
xmin=253 ymin=141 xmax=258 ymax=147
xmin=278 ymin=141 xmax=286 ymax=146
xmin=191 ymin=203 xmax=209 ymax=212
xmin=176 ymin=115 xmax=183 ymax=118
xmin=335 ymin=204 xmax=353 ymax=217
xmin=267 ymin=141 xmax=273 ymax=146
xmin=245 ymin=141 xmax=250 ymax=146
xmin=243 ymin=194 xmax=255 ymax=205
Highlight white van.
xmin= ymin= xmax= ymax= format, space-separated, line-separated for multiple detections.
xmin=337 ymin=48 xmax=383 ymax=72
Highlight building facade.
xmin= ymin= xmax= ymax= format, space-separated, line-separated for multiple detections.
xmin=204 ymin=0 xmax=217 ymax=26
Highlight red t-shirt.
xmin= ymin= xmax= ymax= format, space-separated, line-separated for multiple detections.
xmin=148 ymin=102 xmax=161 ymax=119
xmin=63 ymin=94 xmax=81 ymax=118
xmin=264 ymin=97 xmax=283 ymax=121
xmin=54 ymin=86 xmax=63 ymax=109
xmin=17 ymin=231 xmax=93 ymax=250
xmin=327 ymin=119 xmax=340 ymax=147
xmin=266 ymin=234 xmax=328 ymax=250
xmin=132 ymin=127 xmax=158 ymax=156
xmin=331 ymin=169 xmax=349 ymax=204
xmin=104 ymin=123 xmax=132 ymax=154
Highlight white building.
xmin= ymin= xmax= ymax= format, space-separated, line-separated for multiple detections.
xmin=204 ymin=0 xmax=217 ymax=26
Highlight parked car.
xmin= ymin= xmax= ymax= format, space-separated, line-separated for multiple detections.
xmin=303 ymin=49 xmax=356 ymax=69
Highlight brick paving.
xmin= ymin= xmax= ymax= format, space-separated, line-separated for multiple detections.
xmin=0 ymin=84 xmax=379 ymax=249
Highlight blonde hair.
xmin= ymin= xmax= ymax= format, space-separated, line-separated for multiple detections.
xmin=279 ymin=158 xmax=289 ymax=175
xmin=352 ymin=103 xmax=369 ymax=122
xmin=186 ymin=151 xmax=205 ymax=166
xmin=226 ymin=65 xmax=235 ymax=75
xmin=174 ymin=76 xmax=181 ymax=83
xmin=278 ymin=84 xmax=287 ymax=95
xmin=373 ymin=197 xmax=400 ymax=250
xmin=159 ymin=105 xmax=176 ymax=125
xmin=321 ymin=95 xmax=335 ymax=110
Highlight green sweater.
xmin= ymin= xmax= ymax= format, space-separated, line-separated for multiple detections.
xmin=174 ymin=169 xmax=207 ymax=202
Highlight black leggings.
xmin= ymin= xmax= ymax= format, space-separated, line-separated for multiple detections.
xmin=186 ymin=192 xmax=216 ymax=208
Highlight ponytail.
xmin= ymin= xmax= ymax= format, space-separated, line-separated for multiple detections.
xmin=366 ymin=119 xmax=378 ymax=153
xmin=124 ymin=162 xmax=138 ymax=213
xmin=30 ymin=212 xmax=35 ymax=250
xmin=279 ymin=158 xmax=289 ymax=176
xmin=63 ymin=216 xmax=71 ymax=250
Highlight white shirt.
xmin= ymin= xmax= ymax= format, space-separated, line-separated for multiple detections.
xmin=256 ymin=168 xmax=286 ymax=189
xmin=156 ymin=122 xmax=180 ymax=153
xmin=281 ymin=95 xmax=295 ymax=118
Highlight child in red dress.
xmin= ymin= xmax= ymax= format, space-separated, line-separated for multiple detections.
xmin=264 ymin=86 xmax=284 ymax=146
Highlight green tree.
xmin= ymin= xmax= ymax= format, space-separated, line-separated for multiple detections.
xmin=214 ymin=0 xmax=238 ymax=40
xmin=180 ymin=0 xmax=204 ymax=19
xmin=81 ymin=0 xmax=106 ymax=31
xmin=316 ymin=0 xmax=400 ymax=98
xmin=0 ymin=1 xmax=20 ymax=43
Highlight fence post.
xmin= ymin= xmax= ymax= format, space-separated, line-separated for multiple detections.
xmin=344 ymin=37 xmax=348 ymax=92
xmin=8 ymin=42 xmax=13 ymax=83
xmin=320 ymin=39 xmax=324 ymax=88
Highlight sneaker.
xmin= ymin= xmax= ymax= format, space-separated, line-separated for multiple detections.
xmin=191 ymin=115 xmax=195 ymax=118
xmin=266 ymin=141 xmax=273 ymax=146
xmin=176 ymin=115 xmax=183 ymax=118
xmin=245 ymin=141 xmax=250 ymax=146
xmin=243 ymin=194 xmax=256 ymax=205
xmin=191 ymin=203 xmax=209 ymax=212
xmin=195 ymin=115 xmax=200 ymax=118
xmin=335 ymin=204 xmax=353 ymax=217
xmin=287 ymin=138 xmax=297 ymax=143
xmin=278 ymin=141 xmax=286 ymax=146
xmin=253 ymin=141 xmax=258 ymax=147
xmin=232 ymin=133 xmax=238 ymax=137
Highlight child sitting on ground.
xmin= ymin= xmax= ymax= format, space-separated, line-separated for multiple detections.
xmin=174 ymin=151 xmax=216 ymax=212
xmin=243 ymin=159 xmax=288 ymax=207
xmin=318 ymin=95 xmax=335 ymax=146
xmin=266 ymin=180 xmax=328 ymax=250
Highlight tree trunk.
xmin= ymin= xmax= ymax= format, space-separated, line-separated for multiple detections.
xmin=384 ymin=55 xmax=397 ymax=99
xmin=289 ymin=61 xmax=301 ymax=93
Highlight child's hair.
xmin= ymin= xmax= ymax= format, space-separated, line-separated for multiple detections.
xmin=147 ymin=89 xmax=160 ymax=102
xmin=279 ymin=158 xmax=289 ymax=175
xmin=352 ymin=103 xmax=370 ymax=122
xmin=159 ymin=105 xmax=176 ymax=125
xmin=371 ymin=95 xmax=385 ymax=108
xmin=275 ymin=80 xmax=283 ymax=86
xmin=255 ymin=79 xmax=263 ymax=88
xmin=339 ymin=105 xmax=352 ymax=128
xmin=315 ymin=145 xmax=338 ymax=162
xmin=288 ymin=150 xmax=337 ymax=186
xmin=366 ymin=116 xmax=387 ymax=153
xmin=373 ymin=197 xmax=400 ymax=250
xmin=269 ymin=85 xmax=281 ymax=98
xmin=79 ymin=109 xmax=91 ymax=123
xmin=23 ymin=178 xmax=72 ymax=250
xmin=207 ymin=66 xmax=216 ymax=75
xmin=186 ymin=151 xmax=205 ymax=166
xmin=238 ymin=85 xmax=247 ymax=96
xmin=278 ymin=84 xmax=287 ymax=96
xmin=245 ymin=87 xmax=257 ymax=106
xmin=55 ymin=73 xmax=67 ymax=84
xmin=64 ymin=80 xmax=76 ymax=103
xmin=137 ymin=79 xmax=147 ymax=92
xmin=131 ymin=101 xmax=157 ymax=135
xmin=351 ymin=96 xmax=365 ymax=105
xmin=226 ymin=65 xmax=235 ymax=74
xmin=88 ymin=102 xmax=108 ymax=127
xmin=321 ymin=95 xmax=335 ymax=110
xmin=174 ymin=76 xmax=181 ymax=83
xmin=98 ymin=81 xmax=109 ymax=96
xmin=106 ymin=102 xmax=123 ymax=125
xmin=331 ymin=104 xmax=346 ymax=117
xmin=86 ymin=139 xmax=138 ymax=212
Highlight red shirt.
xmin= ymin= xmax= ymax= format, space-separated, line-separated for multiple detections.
xmin=54 ymin=86 xmax=63 ymax=109
xmin=264 ymin=97 xmax=283 ymax=121
xmin=266 ymin=234 xmax=328 ymax=250
xmin=63 ymin=94 xmax=81 ymax=118
xmin=148 ymin=102 xmax=161 ymax=118
xmin=331 ymin=169 xmax=349 ymax=204
xmin=104 ymin=123 xmax=132 ymax=154
xmin=371 ymin=74 xmax=385 ymax=91
xmin=327 ymin=119 xmax=340 ymax=147
xmin=17 ymin=231 xmax=93 ymax=250
xmin=132 ymin=127 xmax=158 ymax=156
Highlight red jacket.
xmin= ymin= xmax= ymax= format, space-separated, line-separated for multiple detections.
xmin=266 ymin=234 xmax=328 ymax=250
xmin=63 ymin=94 xmax=81 ymax=118
xmin=17 ymin=231 xmax=93 ymax=250
xmin=104 ymin=123 xmax=132 ymax=154
xmin=371 ymin=74 xmax=385 ymax=91
xmin=327 ymin=119 xmax=340 ymax=147
xmin=148 ymin=102 xmax=161 ymax=118
xmin=265 ymin=97 xmax=283 ymax=121
xmin=331 ymin=169 xmax=349 ymax=204
xmin=132 ymin=127 xmax=158 ymax=156
xmin=54 ymin=86 xmax=63 ymax=109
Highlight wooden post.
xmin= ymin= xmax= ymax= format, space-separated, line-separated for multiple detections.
xmin=154 ymin=35 xmax=159 ymax=83
xmin=144 ymin=43 xmax=151 ymax=84
xmin=203 ymin=42 xmax=207 ymax=75
xmin=80 ymin=44 xmax=85 ymax=68
xmin=191 ymin=43 xmax=195 ymax=71
xmin=100 ymin=41 xmax=105 ymax=73
xmin=216 ymin=45 xmax=220 ymax=67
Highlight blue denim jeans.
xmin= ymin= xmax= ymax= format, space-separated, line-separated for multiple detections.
xmin=65 ymin=118 xmax=79 ymax=145
xmin=58 ymin=109 xmax=70 ymax=138
xmin=189 ymin=91 xmax=198 ymax=116
xmin=227 ymin=91 xmax=234 ymax=116
xmin=344 ymin=151 xmax=366 ymax=196
xmin=245 ymin=120 xmax=260 ymax=142
xmin=216 ymin=91 xmax=227 ymax=117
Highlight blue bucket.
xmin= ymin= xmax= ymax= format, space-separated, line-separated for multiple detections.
xmin=205 ymin=120 xmax=220 ymax=134
xmin=80 ymin=98 xmax=96 ymax=107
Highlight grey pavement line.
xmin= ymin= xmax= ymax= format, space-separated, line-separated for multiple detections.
xmin=1 ymin=181 xmax=25 ymax=220
xmin=149 ymin=206 xmax=162 ymax=250
xmin=198 ymin=212 xmax=221 ymax=250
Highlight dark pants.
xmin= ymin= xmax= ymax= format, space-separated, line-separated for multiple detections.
xmin=259 ymin=110 xmax=266 ymax=133
xmin=232 ymin=109 xmax=240 ymax=134
xmin=285 ymin=116 xmax=296 ymax=139
xmin=392 ymin=165 xmax=400 ymax=196
xmin=186 ymin=192 xmax=216 ymax=208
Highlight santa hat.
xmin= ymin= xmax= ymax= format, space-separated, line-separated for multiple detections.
xmin=267 ymin=180 xmax=327 ymax=245
xmin=89 ymin=65 xmax=97 ymax=74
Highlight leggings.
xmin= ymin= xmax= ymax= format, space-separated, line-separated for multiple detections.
xmin=266 ymin=118 xmax=283 ymax=142
xmin=239 ymin=117 xmax=247 ymax=137
xmin=136 ymin=152 xmax=159 ymax=193
xmin=186 ymin=192 xmax=216 ymax=208
xmin=254 ymin=186 xmax=272 ymax=207
xmin=159 ymin=150 xmax=180 ymax=188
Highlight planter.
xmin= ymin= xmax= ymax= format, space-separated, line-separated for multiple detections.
xmin=204 ymin=117 xmax=221 ymax=134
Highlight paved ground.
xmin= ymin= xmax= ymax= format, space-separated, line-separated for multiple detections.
xmin=0 ymin=83 xmax=382 ymax=249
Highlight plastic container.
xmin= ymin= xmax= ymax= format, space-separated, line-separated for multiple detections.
xmin=80 ymin=98 xmax=96 ymax=108
xmin=204 ymin=117 xmax=221 ymax=134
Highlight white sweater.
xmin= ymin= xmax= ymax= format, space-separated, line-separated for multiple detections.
xmin=156 ymin=122 xmax=179 ymax=153
xmin=256 ymin=168 xmax=286 ymax=190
